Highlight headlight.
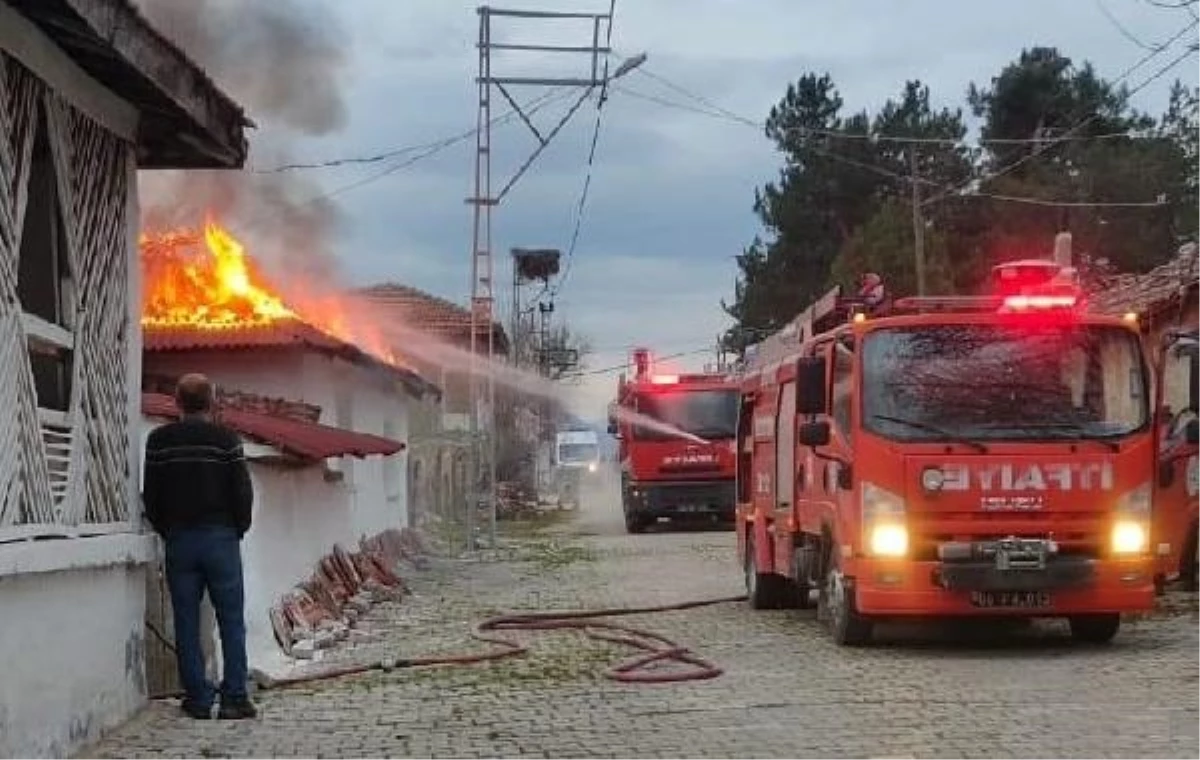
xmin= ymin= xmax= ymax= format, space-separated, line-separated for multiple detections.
xmin=863 ymin=482 xmax=907 ymax=557
xmin=587 ymin=462 xmax=598 ymax=473
xmin=869 ymin=523 xmax=909 ymax=557
xmin=1112 ymin=521 xmax=1148 ymax=555
xmin=1111 ymin=482 xmax=1150 ymax=555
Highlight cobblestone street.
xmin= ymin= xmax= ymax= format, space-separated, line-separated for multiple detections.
xmin=83 ymin=495 xmax=1200 ymax=759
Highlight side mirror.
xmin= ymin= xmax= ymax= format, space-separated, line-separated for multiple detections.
xmin=1190 ymin=356 xmax=1199 ymax=414
xmin=798 ymin=420 xmax=831 ymax=448
xmin=795 ymin=356 xmax=828 ymax=416
xmin=1187 ymin=418 xmax=1199 ymax=445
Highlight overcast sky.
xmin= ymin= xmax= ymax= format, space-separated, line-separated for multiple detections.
xmin=154 ymin=0 xmax=1198 ymax=420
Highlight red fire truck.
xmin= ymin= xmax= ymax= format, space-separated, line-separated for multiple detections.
xmin=608 ymin=348 xmax=738 ymax=533
xmin=1152 ymin=328 xmax=1198 ymax=591
xmin=735 ymin=258 xmax=1157 ymax=645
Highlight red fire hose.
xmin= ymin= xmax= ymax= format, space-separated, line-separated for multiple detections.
xmin=254 ymin=594 xmax=748 ymax=691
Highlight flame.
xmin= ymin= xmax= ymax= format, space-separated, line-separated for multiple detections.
xmin=140 ymin=218 xmax=409 ymax=370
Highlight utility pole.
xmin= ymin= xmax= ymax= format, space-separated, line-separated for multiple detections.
xmin=909 ymin=145 xmax=927 ymax=296
xmin=466 ymin=5 xmax=644 ymax=551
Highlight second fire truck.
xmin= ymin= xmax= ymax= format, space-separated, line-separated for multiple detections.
xmin=735 ymin=256 xmax=1159 ymax=645
xmin=609 ymin=348 xmax=738 ymax=533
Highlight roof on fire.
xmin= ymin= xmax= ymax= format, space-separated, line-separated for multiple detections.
xmin=142 ymin=393 xmax=405 ymax=461
xmin=1089 ymin=243 xmax=1200 ymax=321
xmin=356 ymin=282 xmax=511 ymax=355
xmin=5 ymin=0 xmax=250 ymax=168
xmin=143 ymin=319 xmax=442 ymax=401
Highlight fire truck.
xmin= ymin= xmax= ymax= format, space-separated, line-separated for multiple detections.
xmin=608 ymin=348 xmax=738 ymax=533
xmin=1152 ymin=328 xmax=1198 ymax=591
xmin=735 ymin=256 xmax=1157 ymax=645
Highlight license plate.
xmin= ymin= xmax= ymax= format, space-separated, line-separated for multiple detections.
xmin=969 ymin=591 xmax=1052 ymax=609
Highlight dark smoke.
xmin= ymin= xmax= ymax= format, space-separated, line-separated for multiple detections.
xmin=135 ymin=0 xmax=351 ymax=288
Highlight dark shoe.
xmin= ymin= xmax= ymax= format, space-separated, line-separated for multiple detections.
xmin=180 ymin=700 xmax=212 ymax=720
xmin=217 ymin=698 xmax=258 ymax=720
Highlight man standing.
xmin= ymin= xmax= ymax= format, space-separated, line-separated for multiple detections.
xmin=143 ymin=374 xmax=257 ymax=720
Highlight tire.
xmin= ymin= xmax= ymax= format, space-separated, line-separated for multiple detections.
xmin=744 ymin=535 xmax=788 ymax=609
xmin=818 ymin=538 xmax=872 ymax=645
xmin=791 ymin=541 xmax=819 ymax=610
xmin=624 ymin=511 xmax=647 ymax=534
xmin=1068 ymin=614 xmax=1121 ymax=644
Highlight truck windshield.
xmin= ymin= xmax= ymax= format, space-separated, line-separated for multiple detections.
xmin=558 ymin=443 xmax=599 ymax=463
xmin=633 ymin=389 xmax=738 ymax=440
xmin=862 ymin=323 xmax=1148 ymax=443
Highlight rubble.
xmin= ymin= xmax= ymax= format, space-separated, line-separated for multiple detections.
xmin=269 ymin=526 xmax=432 ymax=659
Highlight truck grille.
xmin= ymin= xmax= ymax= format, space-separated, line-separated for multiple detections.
xmin=910 ymin=510 xmax=1107 ymax=561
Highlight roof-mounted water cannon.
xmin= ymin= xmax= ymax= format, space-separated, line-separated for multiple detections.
xmin=631 ymin=347 xmax=652 ymax=381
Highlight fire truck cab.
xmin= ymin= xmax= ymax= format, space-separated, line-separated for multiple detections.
xmin=1153 ymin=328 xmax=1199 ymax=591
xmin=609 ymin=349 xmax=738 ymax=533
xmin=735 ymin=259 xmax=1157 ymax=645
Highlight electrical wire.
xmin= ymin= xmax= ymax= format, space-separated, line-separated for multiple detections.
xmin=920 ymin=19 xmax=1199 ymax=208
xmin=551 ymin=0 xmax=617 ymax=299
xmin=1095 ymin=0 xmax=1167 ymax=51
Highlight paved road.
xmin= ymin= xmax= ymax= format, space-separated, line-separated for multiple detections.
xmin=83 ymin=488 xmax=1200 ymax=758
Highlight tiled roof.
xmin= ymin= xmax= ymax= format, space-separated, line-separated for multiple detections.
xmin=356 ymin=283 xmax=510 ymax=353
xmin=142 ymin=393 xmax=404 ymax=461
xmin=143 ymin=319 xmax=441 ymax=399
xmin=1089 ymin=244 xmax=1199 ymax=318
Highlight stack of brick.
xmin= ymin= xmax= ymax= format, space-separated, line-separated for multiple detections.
xmin=268 ymin=526 xmax=430 ymax=658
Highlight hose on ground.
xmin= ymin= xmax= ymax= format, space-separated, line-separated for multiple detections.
xmin=255 ymin=594 xmax=748 ymax=691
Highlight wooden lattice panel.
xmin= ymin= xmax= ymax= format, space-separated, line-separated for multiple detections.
xmin=0 ymin=54 xmax=133 ymax=535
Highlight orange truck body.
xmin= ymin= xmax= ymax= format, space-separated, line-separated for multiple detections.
xmin=735 ymin=265 xmax=1159 ymax=645
xmin=609 ymin=350 xmax=738 ymax=533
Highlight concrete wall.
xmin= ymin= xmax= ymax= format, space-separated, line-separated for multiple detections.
xmin=0 ymin=538 xmax=154 ymax=758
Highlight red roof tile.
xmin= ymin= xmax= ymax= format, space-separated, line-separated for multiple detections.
xmin=356 ymin=283 xmax=510 ymax=353
xmin=1089 ymin=244 xmax=1199 ymax=318
xmin=143 ymin=319 xmax=441 ymax=399
xmin=142 ymin=393 xmax=404 ymax=461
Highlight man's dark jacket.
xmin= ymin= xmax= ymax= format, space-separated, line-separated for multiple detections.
xmin=143 ymin=416 xmax=254 ymax=538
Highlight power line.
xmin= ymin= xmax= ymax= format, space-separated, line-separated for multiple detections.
xmin=552 ymin=1 xmax=618 ymax=300
xmin=962 ymin=192 xmax=1168 ymax=207
xmin=618 ymin=57 xmax=1174 ymax=145
xmin=921 ymin=19 xmax=1199 ymax=207
xmin=1095 ymin=0 xmax=1165 ymax=51
xmin=560 ymin=347 xmax=715 ymax=378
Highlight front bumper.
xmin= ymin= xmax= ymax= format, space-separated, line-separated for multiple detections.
xmin=853 ymin=538 xmax=1154 ymax=616
xmin=625 ymin=479 xmax=735 ymax=519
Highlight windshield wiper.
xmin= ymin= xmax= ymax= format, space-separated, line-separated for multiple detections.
xmin=871 ymin=414 xmax=988 ymax=453
xmin=1011 ymin=422 xmax=1122 ymax=452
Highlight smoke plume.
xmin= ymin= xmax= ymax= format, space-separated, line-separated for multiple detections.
xmin=135 ymin=0 xmax=351 ymax=287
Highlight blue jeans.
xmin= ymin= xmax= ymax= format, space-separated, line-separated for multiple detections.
xmin=165 ymin=525 xmax=248 ymax=708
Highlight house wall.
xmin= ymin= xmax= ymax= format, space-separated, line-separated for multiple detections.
xmin=144 ymin=349 xmax=412 ymax=531
xmin=0 ymin=7 xmax=152 ymax=758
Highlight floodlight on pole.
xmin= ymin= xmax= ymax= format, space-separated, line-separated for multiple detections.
xmin=611 ymin=52 xmax=647 ymax=81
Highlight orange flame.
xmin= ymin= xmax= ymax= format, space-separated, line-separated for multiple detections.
xmin=140 ymin=218 xmax=409 ymax=370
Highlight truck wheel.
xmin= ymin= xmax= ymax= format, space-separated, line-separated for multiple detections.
xmin=744 ymin=536 xmax=788 ymax=609
xmin=1068 ymin=614 xmax=1121 ymax=644
xmin=818 ymin=544 xmax=872 ymax=645
xmin=624 ymin=511 xmax=647 ymax=534
xmin=791 ymin=542 xmax=818 ymax=610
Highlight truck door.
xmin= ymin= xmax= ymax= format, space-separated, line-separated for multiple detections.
xmin=1154 ymin=331 xmax=1198 ymax=589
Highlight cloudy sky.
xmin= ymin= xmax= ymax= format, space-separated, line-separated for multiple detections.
xmin=143 ymin=0 xmax=1198 ymax=420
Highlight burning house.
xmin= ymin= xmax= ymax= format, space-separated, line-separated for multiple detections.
xmin=0 ymin=0 xmax=249 ymax=755
xmin=137 ymin=220 xmax=442 ymax=679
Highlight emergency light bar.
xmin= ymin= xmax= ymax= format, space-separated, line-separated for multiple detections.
xmin=651 ymin=374 xmax=679 ymax=385
xmin=1001 ymin=294 xmax=1078 ymax=311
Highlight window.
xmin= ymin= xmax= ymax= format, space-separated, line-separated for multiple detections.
xmin=632 ymin=389 xmax=739 ymax=440
xmin=862 ymin=324 xmax=1149 ymax=443
xmin=831 ymin=337 xmax=854 ymax=441
xmin=18 ymin=107 xmax=73 ymax=413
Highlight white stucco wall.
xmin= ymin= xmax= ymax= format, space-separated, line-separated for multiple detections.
xmin=139 ymin=351 xmax=416 ymax=672
xmin=145 ymin=349 xmax=412 ymax=531
xmin=0 ymin=545 xmax=152 ymax=758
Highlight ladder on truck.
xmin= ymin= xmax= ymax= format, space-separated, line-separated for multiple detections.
xmin=742 ymin=284 xmax=853 ymax=374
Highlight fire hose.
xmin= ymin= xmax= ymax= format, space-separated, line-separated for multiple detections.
xmin=253 ymin=594 xmax=748 ymax=691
